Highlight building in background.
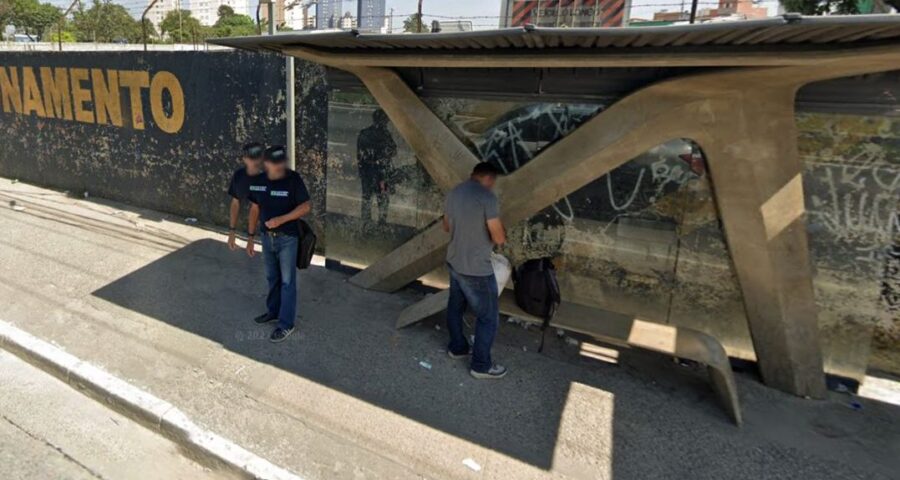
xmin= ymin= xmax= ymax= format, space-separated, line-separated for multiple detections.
xmin=191 ymin=0 xmax=252 ymax=26
xmin=357 ymin=0 xmax=386 ymax=32
xmin=499 ymin=0 xmax=630 ymax=28
xmin=285 ymin=1 xmax=319 ymax=30
xmin=260 ymin=0 xmax=287 ymax=27
xmin=649 ymin=0 xmax=768 ymax=24
xmin=145 ymin=0 xmax=181 ymax=27
xmin=340 ymin=11 xmax=357 ymax=29
xmin=316 ymin=0 xmax=343 ymax=29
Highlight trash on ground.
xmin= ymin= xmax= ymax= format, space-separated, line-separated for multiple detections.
xmin=11 ymin=179 xmax=18 ymax=184
xmin=12 ymin=205 xmax=26 ymax=212
xmin=184 ymin=217 xmax=198 ymax=224
xmin=556 ymin=329 xmax=566 ymax=338
xmin=419 ymin=361 xmax=432 ymax=370
xmin=835 ymin=383 xmax=851 ymax=394
xmin=83 ymin=191 xmax=90 ymax=198
xmin=522 ymin=346 xmax=528 ymax=352
xmin=849 ymin=400 xmax=863 ymax=411
xmin=434 ymin=324 xmax=441 ymax=331
xmin=565 ymin=336 xmax=579 ymax=347
xmin=462 ymin=458 xmax=482 ymax=472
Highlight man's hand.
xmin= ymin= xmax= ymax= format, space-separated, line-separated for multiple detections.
xmin=227 ymin=231 xmax=237 ymax=251
xmin=379 ymin=180 xmax=387 ymax=193
xmin=264 ymin=216 xmax=283 ymax=230
xmin=245 ymin=236 xmax=256 ymax=257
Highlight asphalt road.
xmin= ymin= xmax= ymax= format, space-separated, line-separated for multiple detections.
xmin=0 ymin=350 xmax=222 ymax=480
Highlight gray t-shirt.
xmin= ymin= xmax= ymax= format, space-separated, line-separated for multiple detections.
xmin=445 ymin=179 xmax=499 ymax=276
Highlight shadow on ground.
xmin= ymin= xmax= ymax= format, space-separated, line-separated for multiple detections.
xmin=91 ymin=238 xmax=900 ymax=478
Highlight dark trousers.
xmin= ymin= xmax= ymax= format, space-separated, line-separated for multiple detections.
xmin=360 ymin=180 xmax=389 ymax=224
xmin=446 ymin=264 xmax=499 ymax=373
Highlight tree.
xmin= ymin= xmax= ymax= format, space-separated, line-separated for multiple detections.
xmin=780 ymin=0 xmax=859 ymax=14
xmin=402 ymin=13 xmax=428 ymax=33
xmin=2 ymin=0 xmax=62 ymax=40
xmin=72 ymin=0 xmax=142 ymax=43
xmin=211 ymin=7 xmax=256 ymax=37
xmin=159 ymin=9 xmax=207 ymax=43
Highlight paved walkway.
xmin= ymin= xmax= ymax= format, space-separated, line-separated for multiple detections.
xmin=0 ymin=178 xmax=898 ymax=480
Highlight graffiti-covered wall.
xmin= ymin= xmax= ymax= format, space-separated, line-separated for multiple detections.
xmin=0 ymin=51 xmax=327 ymax=231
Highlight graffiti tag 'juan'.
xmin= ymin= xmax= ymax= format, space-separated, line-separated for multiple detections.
xmin=0 ymin=66 xmax=184 ymax=134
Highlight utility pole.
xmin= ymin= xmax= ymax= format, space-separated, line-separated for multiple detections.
xmin=388 ymin=7 xmax=393 ymax=33
xmin=417 ymin=0 xmax=423 ymax=32
xmin=57 ymin=0 xmax=80 ymax=52
xmin=689 ymin=0 xmax=699 ymax=23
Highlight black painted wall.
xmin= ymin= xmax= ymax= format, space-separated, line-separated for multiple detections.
xmin=0 ymin=50 xmax=327 ymax=230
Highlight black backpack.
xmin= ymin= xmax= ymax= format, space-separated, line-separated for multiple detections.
xmin=295 ymin=219 xmax=317 ymax=270
xmin=512 ymin=257 xmax=561 ymax=351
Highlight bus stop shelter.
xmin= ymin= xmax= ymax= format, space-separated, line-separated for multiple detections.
xmin=211 ymin=15 xmax=900 ymax=425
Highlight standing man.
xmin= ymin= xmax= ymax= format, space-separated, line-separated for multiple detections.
xmin=356 ymin=108 xmax=397 ymax=226
xmin=226 ymin=142 xmax=265 ymax=250
xmin=443 ymin=162 xmax=508 ymax=379
xmin=246 ymin=145 xmax=312 ymax=343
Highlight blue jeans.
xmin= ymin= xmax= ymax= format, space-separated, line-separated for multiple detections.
xmin=446 ymin=264 xmax=499 ymax=373
xmin=262 ymin=233 xmax=299 ymax=330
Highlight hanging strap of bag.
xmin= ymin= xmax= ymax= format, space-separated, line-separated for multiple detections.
xmin=537 ymin=258 xmax=561 ymax=353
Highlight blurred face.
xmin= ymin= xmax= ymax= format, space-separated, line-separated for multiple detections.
xmin=265 ymin=160 xmax=287 ymax=178
xmin=243 ymin=155 xmax=263 ymax=173
xmin=474 ymin=174 xmax=497 ymax=190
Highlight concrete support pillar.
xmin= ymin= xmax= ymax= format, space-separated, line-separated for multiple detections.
xmin=699 ymin=90 xmax=826 ymax=399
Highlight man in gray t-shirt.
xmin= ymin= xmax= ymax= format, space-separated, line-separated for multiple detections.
xmin=442 ymin=162 xmax=508 ymax=379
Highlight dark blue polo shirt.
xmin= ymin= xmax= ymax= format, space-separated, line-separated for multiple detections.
xmin=227 ymin=167 xmax=264 ymax=202
xmin=248 ymin=170 xmax=311 ymax=236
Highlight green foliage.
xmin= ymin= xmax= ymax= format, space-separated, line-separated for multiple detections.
xmin=47 ymin=29 xmax=75 ymax=42
xmin=1 ymin=0 xmax=62 ymax=39
xmin=779 ymin=0 xmax=860 ymax=14
xmin=159 ymin=8 xmax=208 ymax=43
xmin=401 ymin=13 xmax=428 ymax=33
xmin=211 ymin=7 xmax=256 ymax=38
xmin=72 ymin=0 xmax=142 ymax=43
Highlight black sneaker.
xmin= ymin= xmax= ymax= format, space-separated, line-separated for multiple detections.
xmin=470 ymin=364 xmax=508 ymax=380
xmin=447 ymin=349 xmax=469 ymax=360
xmin=269 ymin=327 xmax=294 ymax=343
xmin=254 ymin=312 xmax=277 ymax=324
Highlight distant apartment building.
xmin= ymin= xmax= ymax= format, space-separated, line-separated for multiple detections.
xmin=651 ymin=0 xmax=768 ymax=23
xmin=356 ymin=0 xmax=386 ymax=32
xmin=499 ymin=0 xmax=629 ymax=28
xmin=191 ymin=0 xmax=252 ymax=26
xmin=145 ymin=0 xmax=180 ymax=27
xmin=260 ymin=0 xmax=287 ymax=27
xmin=340 ymin=11 xmax=357 ymax=29
xmin=316 ymin=0 xmax=343 ymax=29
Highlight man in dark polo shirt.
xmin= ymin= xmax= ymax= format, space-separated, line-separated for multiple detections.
xmin=246 ymin=145 xmax=312 ymax=343
xmin=226 ymin=142 xmax=265 ymax=250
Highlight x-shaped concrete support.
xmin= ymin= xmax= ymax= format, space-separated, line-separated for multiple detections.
xmin=324 ymin=47 xmax=900 ymax=400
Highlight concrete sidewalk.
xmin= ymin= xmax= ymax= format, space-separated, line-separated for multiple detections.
xmin=0 ymin=177 xmax=898 ymax=480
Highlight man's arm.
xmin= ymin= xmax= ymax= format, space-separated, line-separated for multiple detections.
xmin=227 ymin=198 xmax=240 ymax=250
xmin=442 ymin=215 xmax=450 ymax=233
xmin=246 ymin=202 xmax=260 ymax=257
xmin=265 ymin=201 xmax=311 ymax=229
xmin=486 ymin=218 xmax=506 ymax=246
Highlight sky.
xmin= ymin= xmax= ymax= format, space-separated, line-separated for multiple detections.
xmin=47 ymin=0 xmax=783 ymax=28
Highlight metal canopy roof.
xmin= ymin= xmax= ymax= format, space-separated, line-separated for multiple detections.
xmin=210 ymin=15 xmax=900 ymax=55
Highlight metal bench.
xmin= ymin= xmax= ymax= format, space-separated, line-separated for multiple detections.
xmin=397 ymin=290 xmax=742 ymax=426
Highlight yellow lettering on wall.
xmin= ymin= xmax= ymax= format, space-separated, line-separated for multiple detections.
xmin=21 ymin=67 xmax=46 ymax=117
xmin=0 ymin=66 xmax=23 ymax=114
xmin=40 ymin=67 xmax=73 ymax=120
xmin=149 ymin=71 xmax=184 ymax=134
xmin=91 ymin=69 xmax=123 ymax=127
xmin=69 ymin=68 xmax=94 ymax=124
xmin=118 ymin=70 xmax=150 ymax=130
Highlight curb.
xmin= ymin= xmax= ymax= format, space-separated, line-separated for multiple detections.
xmin=0 ymin=319 xmax=305 ymax=480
